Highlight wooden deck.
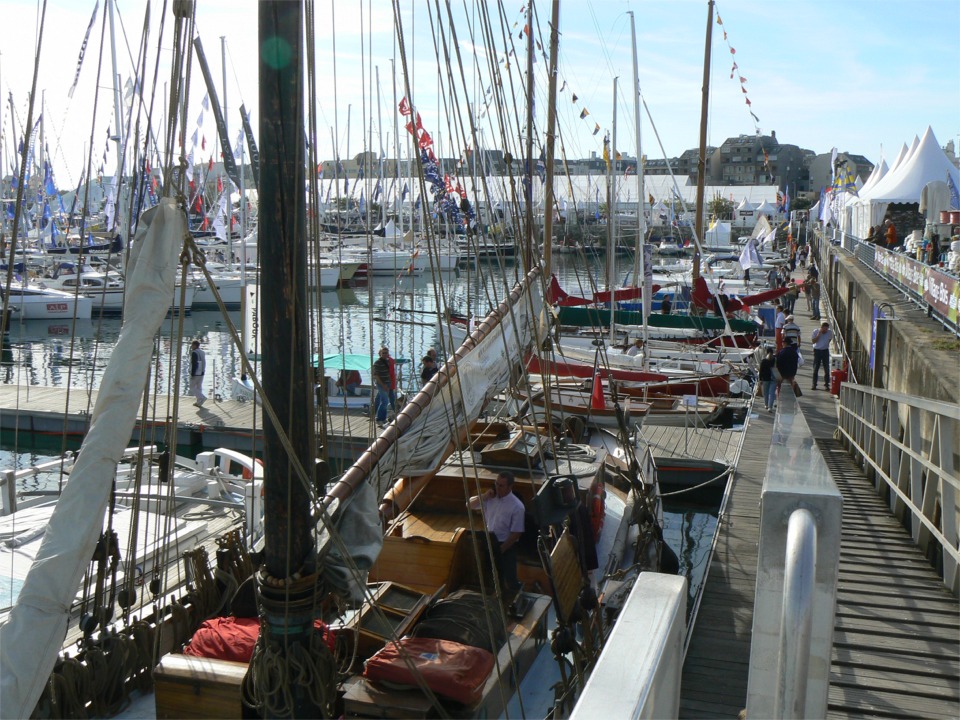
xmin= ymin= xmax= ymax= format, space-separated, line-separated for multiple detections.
xmin=678 ymin=403 xmax=772 ymax=718
xmin=679 ymin=299 xmax=959 ymax=718
xmin=0 ymin=385 xmax=377 ymax=463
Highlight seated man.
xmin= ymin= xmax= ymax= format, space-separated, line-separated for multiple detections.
xmin=336 ymin=369 xmax=362 ymax=396
xmin=468 ymin=471 xmax=525 ymax=598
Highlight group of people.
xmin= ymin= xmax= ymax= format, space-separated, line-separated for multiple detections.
xmin=867 ymin=219 xmax=899 ymax=249
xmin=370 ymin=346 xmax=441 ymax=425
xmin=757 ymin=320 xmax=834 ymax=411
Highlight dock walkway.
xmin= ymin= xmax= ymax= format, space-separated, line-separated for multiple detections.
xmin=680 ymin=291 xmax=959 ymax=719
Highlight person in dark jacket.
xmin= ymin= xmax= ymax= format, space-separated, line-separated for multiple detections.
xmin=373 ymin=347 xmax=392 ymax=424
xmin=420 ymin=355 xmax=438 ymax=385
xmin=758 ymin=347 xmax=777 ymax=412
xmin=776 ymin=338 xmax=804 ymax=399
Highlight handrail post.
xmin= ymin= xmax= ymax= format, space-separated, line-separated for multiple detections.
xmin=748 ymin=392 xmax=842 ymax=720
xmin=776 ymin=508 xmax=817 ymax=718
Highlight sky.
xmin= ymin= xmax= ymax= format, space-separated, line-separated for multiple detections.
xmin=3 ymin=0 xmax=958 ymax=190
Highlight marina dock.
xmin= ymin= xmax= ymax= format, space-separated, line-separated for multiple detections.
xmin=680 ymin=295 xmax=959 ymax=718
xmin=0 ymin=386 xmax=378 ymax=465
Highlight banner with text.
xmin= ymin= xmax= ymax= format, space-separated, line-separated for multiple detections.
xmin=873 ymin=247 xmax=958 ymax=326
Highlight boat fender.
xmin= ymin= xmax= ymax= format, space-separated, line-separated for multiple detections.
xmin=242 ymin=457 xmax=265 ymax=480
xmin=551 ymin=626 xmax=577 ymax=656
xmin=579 ymin=584 xmax=598 ymax=611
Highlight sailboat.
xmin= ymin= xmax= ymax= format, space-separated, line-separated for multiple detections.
xmin=0 ymin=4 xmax=682 ymax=718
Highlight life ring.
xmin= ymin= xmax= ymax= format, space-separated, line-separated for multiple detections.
xmin=243 ymin=458 xmax=265 ymax=481
xmin=589 ymin=481 xmax=605 ymax=538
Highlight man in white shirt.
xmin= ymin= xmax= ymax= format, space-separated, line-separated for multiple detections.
xmin=774 ymin=304 xmax=786 ymax=351
xmin=625 ymin=338 xmax=643 ymax=357
xmin=468 ymin=471 xmax=525 ymax=596
xmin=811 ymin=322 xmax=834 ymax=390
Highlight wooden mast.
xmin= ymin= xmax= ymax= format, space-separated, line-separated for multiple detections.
xmin=523 ymin=1 xmax=535 ymax=272
xmin=542 ymin=0 xmax=560 ymax=280
xmin=692 ymin=0 xmax=714 ymax=286
xmin=246 ymin=2 xmax=325 ymax=716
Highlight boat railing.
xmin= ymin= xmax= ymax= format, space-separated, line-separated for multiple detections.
xmin=746 ymin=391 xmax=842 ymax=719
xmin=836 ymin=382 xmax=960 ymax=593
xmin=570 ymin=573 xmax=687 ymax=719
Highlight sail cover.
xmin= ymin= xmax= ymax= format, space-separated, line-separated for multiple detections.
xmin=0 ymin=200 xmax=186 ymax=719
xmin=331 ymin=269 xmax=546 ymax=502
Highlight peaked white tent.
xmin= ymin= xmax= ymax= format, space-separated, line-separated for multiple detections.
xmin=755 ymin=200 xmax=777 ymax=218
xmin=854 ymin=127 xmax=960 ymax=237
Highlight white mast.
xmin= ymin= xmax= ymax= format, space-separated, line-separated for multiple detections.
xmin=608 ymin=78 xmax=618 ymax=346
xmin=106 ymin=0 xmax=125 ymax=238
xmin=629 ymin=11 xmax=649 ymax=365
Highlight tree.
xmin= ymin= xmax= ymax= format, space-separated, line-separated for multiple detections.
xmin=707 ymin=195 xmax=735 ymax=220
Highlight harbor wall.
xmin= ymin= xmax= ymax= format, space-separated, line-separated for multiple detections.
xmin=812 ymin=234 xmax=959 ymax=406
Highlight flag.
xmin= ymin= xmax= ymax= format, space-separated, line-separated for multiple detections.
xmin=784 ymin=185 xmax=790 ymax=214
xmin=948 ymin=173 xmax=960 ymax=210
xmin=373 ymin=178 xmax=381 ymax=201
xmin=843 ymin=165 xmax=858 ymax=196
xmin=418 ymin=130 xmax=433 ymax=149
xmin=571 ymin=93 xmax=578 ymax=103
xmin=358 ymin=190 xmax=365 ymax=215
xmin=68 ymin=1 xmax=99 ymax=98
xmin=398 ymin=97 xmax=412 ymax=116
xmin=401 ymin=183 xmax=409 ymax=200
xmin=830 ymin=147 xmax=838 ymax=184
xmin=593 ymin=123 xmax=601 ymax=136
xmin=560 ymin=80 xmax=568 ymax=92
xmin=579 ymin=108 xmax=589 ymax=119
xmin=738 ymin=237 xmax=762 ymax=269
xmin=602 ymin=134 xmax=610 ymax=171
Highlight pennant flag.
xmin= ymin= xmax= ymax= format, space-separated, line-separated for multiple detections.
xmin=579 ymin=108 xmax=589 ymax=119
xmin=784 ymin=185 xmax=791 ymax=214
xmin=398 ymin=97 xmax=412 ymax=116
xmin=602 ymin=134 xmax=611 ymax=171
xmin=560 ymin=80 xmax=568 ymax=92
xmin=68 ymin=1 xmax=99 ymax=98
xmin=417 ymin=130 xmax=433 ymax=149
xmin=571 ymin=93 xmax=578 ymax=104
xmin=401 ymin=182 xmax=409 ymax=200
xmin=593 ymin=123 xmax=601 ymax=136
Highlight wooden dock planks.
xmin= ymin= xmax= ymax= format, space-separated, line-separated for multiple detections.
xmin=678 ymin=408 xmax=772 ymax=719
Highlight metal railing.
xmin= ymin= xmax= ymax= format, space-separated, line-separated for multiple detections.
xmin=837 ymin=383 xmax=960 ymax=592
xmin=747 ymin=392 xmax=842 ymax=720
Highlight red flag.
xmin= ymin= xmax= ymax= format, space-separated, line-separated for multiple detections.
xmin=590 ymin=374 xmax=605 ymax=410
xmin=398 ymin=97 xmax=412 ymax=116
xmin=444 ymin=174 xmax=456 ymax=194
xmin=217 ymin=175 xmax=223 ymax=194
xmin=418 ymin=130 xmax=433 ymax=149
xmin=404 ymin=113 xmax=423 ymax=137
xmin=202 ymin=136 xmax=207 ymax=151
xmin=456 ymin=181 xmax=466 ymax=197
xmin=208 ymin=156 xmax=214 ymax=172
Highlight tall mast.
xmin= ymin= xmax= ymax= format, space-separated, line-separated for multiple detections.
xmin=523 ymin=0 xmax=534 ymax=272
xmin=608 ymin=78 xmax=618 ymax=346
xmin=542 ymin=0 xmax=560 ymax=280
xmin=692 ymin=0 xmax=715 ymax=285
xmin=247 ymin=3 xmax=323 ymax=716
xmin=628 ymin=11 xmax=649 ymax=364
xmin=107 ymin=0 xmax=125 ymax=237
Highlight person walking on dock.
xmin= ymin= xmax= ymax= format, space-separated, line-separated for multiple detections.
xmin=776 ymin=337 xmax=804 ymax=398
xmin=373 ymin=347 xmax=392 ymax=425
xmin=811 ymin=322 xmax=834 ymax=390
xmin=758 ymin=347 xmax=778 ymax=412
xmin=774 ymin=304 xmax=786 ymax=352
xmin=189 ymin=340 xmax=206 ymax=407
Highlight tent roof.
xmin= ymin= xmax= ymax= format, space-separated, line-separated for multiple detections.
xmin=861 ymin=127 xmax=960 ymax=204
xmin=736 ymin=197 xmax=755 ymax=209
xmin=755 ymin=200 xmax=777 ymax=213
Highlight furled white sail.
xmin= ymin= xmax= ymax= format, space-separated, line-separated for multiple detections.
xmin=0 ymin=199 xmax=187 ymax=719
xmin=332 ymin=269 xmax=546 ymax=502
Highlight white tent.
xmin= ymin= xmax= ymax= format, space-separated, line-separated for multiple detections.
xmin=755 ymin=200 xmax=777 ymax=218
xmin=703 ymin=220 xmax=732 ymax=247
xmin=734 ymin=197 xmax=756 ymax=223
xmin=854 ymin=127 xmax=960 ymax=237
